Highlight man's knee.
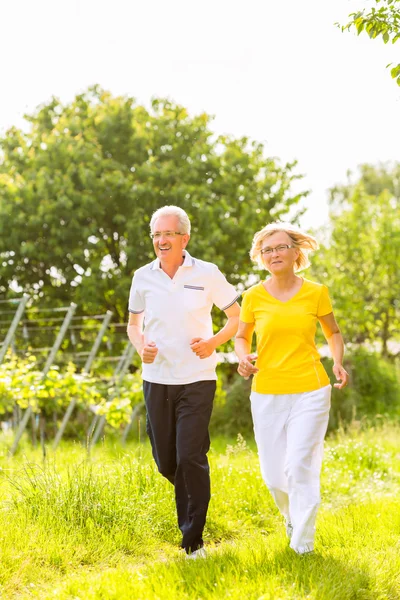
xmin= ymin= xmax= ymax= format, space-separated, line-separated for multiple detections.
xmin=158 ymin=467 xmax=175 ymax=484
xmin=178 ymin=453 xmax=208 ymax=470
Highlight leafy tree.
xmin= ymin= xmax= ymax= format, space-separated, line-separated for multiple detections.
xmin=0 ymin=86 xmax=307 ymax=320
xmin=339 ymin=0 xmax=400 ymax=85
xmin=310 ymin=163 xmax=400 ymax=357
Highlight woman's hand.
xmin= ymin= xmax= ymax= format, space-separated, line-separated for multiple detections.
xmin=332 ymin=363 xmax=349 ymax=389
xmin=237 ymin=353 xmax=259 ymax=380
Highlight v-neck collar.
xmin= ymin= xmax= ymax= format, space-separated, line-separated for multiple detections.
xmin=260 ymin=277 xmax=305 ymax=304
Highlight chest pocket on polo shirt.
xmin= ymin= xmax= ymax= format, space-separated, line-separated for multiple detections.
xmin=183 ymin=285 xmax=208 ymax=311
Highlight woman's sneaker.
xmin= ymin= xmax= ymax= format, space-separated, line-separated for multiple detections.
xmin=285 ymin=521 xmax=293 ymax=540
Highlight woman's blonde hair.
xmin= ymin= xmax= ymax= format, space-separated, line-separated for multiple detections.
xmin=250 ymin=222 xmax=318 ymax=272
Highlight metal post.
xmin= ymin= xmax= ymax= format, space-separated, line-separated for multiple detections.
xmin=90 ymin=415 xmax=106 ymax=445
xmin=0 ymin=295 xmax=29 ymax=364
xmin=53 ymin=311 xmax=113 ymax=450
xmin=42 ymin=304 xmax=77 ymax=377
xmin=52 ymin=398 xmax=78 ymax=451
xmin=116 ymin=343 xmax=135 ymax=382
xmin=9 ymin=303 xmax=77 ymax=456
xmin=87 ymin=413 xmax=99 ymax=443
xmin=113 ymin=342 xmax=130 ymax=377
xmin=89 ymin=343 xmax=135 ymax=448
xmin=83 ymin=311 xmax=113 ymax=373
xmin=122 ymin=401 xmax=144 ymax=445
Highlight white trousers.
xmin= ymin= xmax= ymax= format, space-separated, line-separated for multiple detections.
xmin=250 ymin=385 xmax=331 ymax=553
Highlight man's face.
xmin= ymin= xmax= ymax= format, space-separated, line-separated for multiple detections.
xmin=151 ymin=215 xmax=190 ymax=263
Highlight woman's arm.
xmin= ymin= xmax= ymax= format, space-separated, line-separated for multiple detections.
xmin=235 ymin=320 xmax=259 ymax=379
xmin=318 ymin=312 xmax=349 ymax=389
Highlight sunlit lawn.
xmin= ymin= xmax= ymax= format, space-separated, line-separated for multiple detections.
xmin=0 ymin=424 xmax=399 ymax=599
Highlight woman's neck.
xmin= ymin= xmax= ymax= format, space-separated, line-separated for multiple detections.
xmin=267 ymin=272 xmax=302 ymax=291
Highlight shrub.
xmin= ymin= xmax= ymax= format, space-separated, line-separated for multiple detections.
xmin=212 ymin=348 xmax=400 ymax=438
xmin=0 ymin=353 xmax=144 ymax=441
xmin=324 ymin=348 xmax=400 ymax=431
xmin=211 ymin=373 xmax=254 ymax=438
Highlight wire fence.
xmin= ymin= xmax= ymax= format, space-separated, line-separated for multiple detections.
xmin=0 ymin=297 xmax=134 ymax=374
xmin=0 ymin=296 xmax=143 ymax=455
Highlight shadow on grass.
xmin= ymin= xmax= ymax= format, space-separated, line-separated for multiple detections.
xmin=163 ymin=541 xmax=378 ymax=600
xmin=271 ymin=547 xmax=374 ymax=600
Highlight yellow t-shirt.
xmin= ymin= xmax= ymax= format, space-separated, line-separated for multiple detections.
xmin=240 ymin=278 xmax=333 ymax=394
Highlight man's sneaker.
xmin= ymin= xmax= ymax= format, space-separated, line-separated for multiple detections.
xmin=186 ymin=547 xmax=207 ymax=560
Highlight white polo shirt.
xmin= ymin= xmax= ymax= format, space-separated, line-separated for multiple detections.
xmin=128 ymin=250 xmax=239 ymax=385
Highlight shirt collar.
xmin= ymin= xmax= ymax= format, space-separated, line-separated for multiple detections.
xmin=150 ymin=250 xmax=194 ymax=271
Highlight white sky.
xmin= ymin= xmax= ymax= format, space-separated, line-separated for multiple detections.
xmin=1 ymin=0 xmax=399 ymax=228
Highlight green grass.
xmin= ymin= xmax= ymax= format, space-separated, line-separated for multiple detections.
xmin=0 ymin=424 xmax=399 ymax=599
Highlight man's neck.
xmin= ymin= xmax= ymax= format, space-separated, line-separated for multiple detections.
xmin=160 ymin=255 xmax=185 ymax=279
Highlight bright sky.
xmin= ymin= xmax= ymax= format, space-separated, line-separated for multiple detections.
xmin=1 ymin=0 xmax=399 ymax=228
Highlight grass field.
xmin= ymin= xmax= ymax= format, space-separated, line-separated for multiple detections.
xmin=0 ymin=423 xmax=399 ymax=599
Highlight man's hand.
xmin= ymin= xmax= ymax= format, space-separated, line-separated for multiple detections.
xmin=190 ymin=338 xmax=215 ymax=359
xmin=332 ymin=363 xmax=349 ymax=389
xmin=237 ymin=353 xmax=259 ymax=380
xmin=142 ymin=341 xmax=158 ymax=364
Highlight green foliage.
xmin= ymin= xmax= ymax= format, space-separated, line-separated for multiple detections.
xmin=0 ymin=427 xmax=399 ymax=598
xmin=339 ymin=0 xmax=400 ymax=85
xmin=0 ymin=86 xmax=307 ymax=319
xmin=323 ymin=348 xmax=400 ymax=430
xmin=212 ymin=375 xmax=227 ymax=408
xmin=0 ymin=353 xmax=143 ymax=430
xmin=97 ymin=373 xmax=143 ymax=428
xmin=310 ymin=163 xmax=400 ymax=355
xmin=213 ymin=349 xmax=400 ymax=438
xmin=0 ymin=354 xmax=103 ymax=415
xmin=211 ymin=374 xmax=253 ymax=438
xmin=2 ymin=345 xmax=398 ymax=442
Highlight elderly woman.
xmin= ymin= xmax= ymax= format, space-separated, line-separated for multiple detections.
xmin=235 ymin=222 xmax=348 ymax=555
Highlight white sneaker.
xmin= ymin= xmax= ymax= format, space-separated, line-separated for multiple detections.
xmin=294 ymin=545 xmax=314 ymax=555
xmin=285 ymin=521 xmax=293 ymax=540
xmin=186 ymin=547 xmax=207 ymax=560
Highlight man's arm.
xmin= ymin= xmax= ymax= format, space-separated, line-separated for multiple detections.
xmin=127 ymin=312 xmax=158 ymax=364
xmin=190 ymin=302 xmax=240 ymax=359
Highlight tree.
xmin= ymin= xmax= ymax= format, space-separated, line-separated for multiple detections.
xmin=0 ymin=86 xmax=307 ymax=320
xmin=310 ymin=163 xmax=400 ymax=357
xmin=339 ymin=0 xmax=400 ymax=85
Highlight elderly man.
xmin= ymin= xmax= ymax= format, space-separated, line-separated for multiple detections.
xmin=127 ymin=205 xmax=240 ymax=558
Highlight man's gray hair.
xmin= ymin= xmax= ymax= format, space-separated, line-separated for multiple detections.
xmin=150 ymin=205 xmax=191 ymax=235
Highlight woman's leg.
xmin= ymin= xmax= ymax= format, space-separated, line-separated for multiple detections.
xmin=250 ymin=392 xmax=291 ymax=524
xmin=285 ymin=385 xmax=331 ymax=553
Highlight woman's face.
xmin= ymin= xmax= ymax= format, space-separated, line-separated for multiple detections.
xmin=260 ymin=231 xmax=299 ymax=275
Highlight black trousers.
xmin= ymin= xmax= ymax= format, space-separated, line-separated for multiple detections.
xmin=143 ymin=379 xmax=216 ymax=553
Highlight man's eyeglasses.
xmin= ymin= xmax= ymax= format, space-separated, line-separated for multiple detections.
xmin=261 ymin=244 xmax=295 ymax=255
xmin=150 ymin=231 xmax=185 ymax=240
